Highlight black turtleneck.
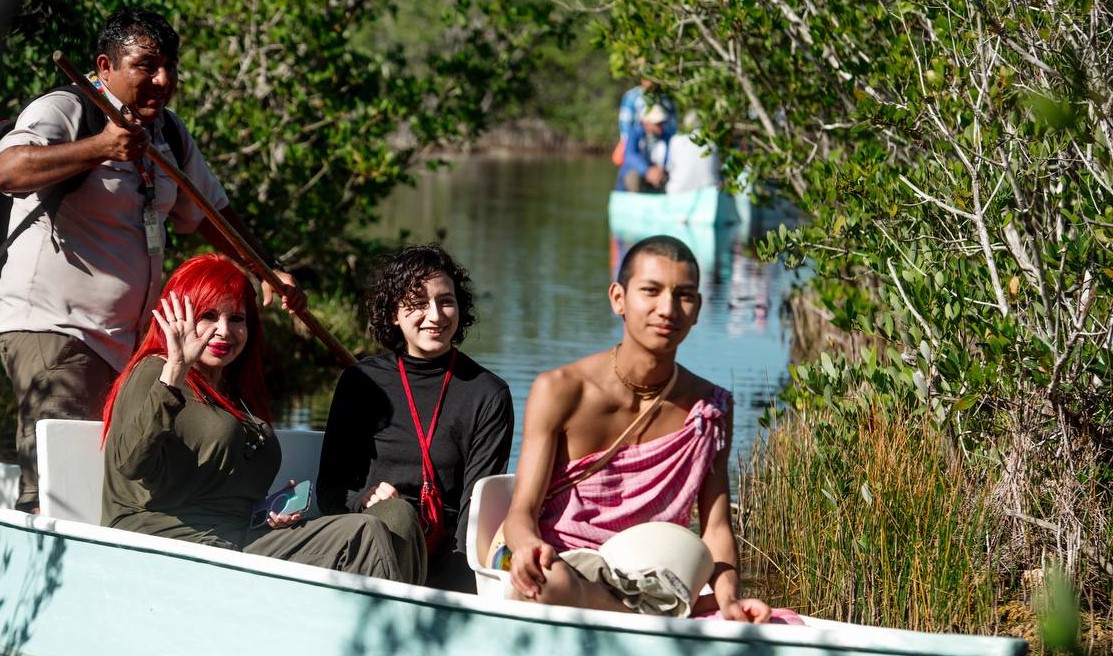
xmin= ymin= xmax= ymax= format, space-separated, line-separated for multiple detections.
xmin=317 ymin=349 xmax=513 ymax=567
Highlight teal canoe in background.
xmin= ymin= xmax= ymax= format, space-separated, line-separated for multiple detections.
xmin=608 ymin=217 xmax=739 ymax=292
xmin=606 ymin=183 xmax=805 ymax=291
xmin=608 ymin=187 xmax=751 ymax=234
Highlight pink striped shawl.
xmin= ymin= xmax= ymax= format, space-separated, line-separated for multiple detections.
xmin=539 ymin=386 xmax=731 ymax=551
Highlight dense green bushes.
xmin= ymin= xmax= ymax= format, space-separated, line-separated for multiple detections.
xmin=594 ymin=0 xmax=1112 ymax=644
xmin=0 ymin=0 xmax=585 ymax=382
xmin=0 ymin=1 xmax=595 ymax=455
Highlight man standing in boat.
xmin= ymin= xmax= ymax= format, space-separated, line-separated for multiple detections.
xmin=616 ymin=104 xmax=673 ymax=193
xmin=0 ymin=8 xmax=302 ymax=514
xmin=501 ymin=234 xmax=772 ymax=622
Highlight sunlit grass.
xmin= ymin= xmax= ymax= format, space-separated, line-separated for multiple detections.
xmin=739 ymin=403 xmax=1003 ymax=633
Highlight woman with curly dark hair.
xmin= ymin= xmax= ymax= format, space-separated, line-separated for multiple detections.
xmin=317 ymin=244 xmax=513 ymax=592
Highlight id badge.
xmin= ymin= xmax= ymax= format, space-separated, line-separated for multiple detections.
xmin=143 ymin=203 xmax=163 ymax=256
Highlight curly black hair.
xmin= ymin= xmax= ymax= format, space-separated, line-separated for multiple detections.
xmin=366 ymin=244 xmax=476 ymax=353
xmin=97 ymin=8 xmax=180 ymax=67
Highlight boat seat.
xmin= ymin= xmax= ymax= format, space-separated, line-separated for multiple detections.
xmin=465 ymin=473 xmax=515 ymax=598
xmin=36 ymin=418 xmax=325 ymax=524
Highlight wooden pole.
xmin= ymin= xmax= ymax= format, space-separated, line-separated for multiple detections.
xmin=53 ymin=51 xmax=356 ymax=367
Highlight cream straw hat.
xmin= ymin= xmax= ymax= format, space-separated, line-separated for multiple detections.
xmin=597 ymin=522 xmax=714 ymax=603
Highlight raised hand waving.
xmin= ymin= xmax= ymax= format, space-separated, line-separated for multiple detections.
xmin=152 ymin=291 xmax=217 ymax=389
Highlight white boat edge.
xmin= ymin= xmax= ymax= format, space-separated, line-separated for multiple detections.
xmin=0 ymin=504 xmax=1027 ymax=656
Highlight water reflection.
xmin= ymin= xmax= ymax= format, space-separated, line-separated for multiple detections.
xmin=281 ymin=156 xmax=803 ymax=473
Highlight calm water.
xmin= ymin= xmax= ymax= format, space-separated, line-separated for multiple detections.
xmin=282 ymin=156 xmax=803 ymax=473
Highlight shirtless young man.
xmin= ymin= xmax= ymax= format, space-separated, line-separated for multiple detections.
xmin=502 ymin=235 xmax=771 ymax=622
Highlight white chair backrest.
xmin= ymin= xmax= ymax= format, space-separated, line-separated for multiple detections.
xmin=37 ymin=419 xmax=104 ymax=523
xmin=465 ymin=473 xmax=515 ymax=597
xmin=36 ymin=419 xmax=325 ymax=523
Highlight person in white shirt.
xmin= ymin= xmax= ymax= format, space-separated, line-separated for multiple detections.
xmin=666 ymin=110 xmax=721 ymax=194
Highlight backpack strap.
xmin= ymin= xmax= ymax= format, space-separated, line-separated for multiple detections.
xmin=0 ymin=202 xmax=51 ymax=270
xmin=0 ymin=119 xmax=15 ymax=254
xmin=57 ymin=86 xmax=108 ymax=140
xmin=1 ymin=86 xmax=189 ymax=263
xmin=49 ymin=86 xmax=107 ymax=199
xmin=160 ymin=111 xmax=186 ymax=166
xmin=1 ymin=86 xmax=110 ymax=269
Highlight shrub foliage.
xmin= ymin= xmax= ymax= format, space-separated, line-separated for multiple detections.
xmin=596 ymin=0 xmax=1113 ymax=628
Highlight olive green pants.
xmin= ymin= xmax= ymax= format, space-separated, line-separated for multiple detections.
xmin=0 ymin=331 xmax=116 ymax=511
xmin=361 ymin=497 xmax=428 ymax=585
xmin=245 ymin=511 xmax=417 ymax=582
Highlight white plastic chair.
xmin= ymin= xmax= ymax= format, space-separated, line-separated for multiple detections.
xmin=37 ymin=419 xmax=105 ymax=523
xmin=465 ymin=473 xmax=515 ymax=598
xmin=36 ymin=419 xmax=325 ymax=523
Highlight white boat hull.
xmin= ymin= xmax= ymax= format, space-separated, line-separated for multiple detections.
xmin=0 ymin=509 xmax=1027 ymax=656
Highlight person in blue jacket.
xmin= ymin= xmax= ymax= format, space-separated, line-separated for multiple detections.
xmin=617 ymin=104 xmax=673 ymax=193
xmin=617 ymin=80 xmax=678 ymax=151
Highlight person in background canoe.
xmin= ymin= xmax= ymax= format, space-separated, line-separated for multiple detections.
xmin=616 ymin=104 xmax=673 ymax=193
xmin=501 ymin=235 xmax=782 ymax=622
xmin=0 ymin=8 xmax=303 ymax=515
xmin=100 ymin=254 xmax=409 ymax=580
xmin=317 ymin=244 xmax=514 ymax=592
xmin=666 ymin=110 xmax=722 ymax=195
xmin=614 ymin=79 xmax=677 ymax=166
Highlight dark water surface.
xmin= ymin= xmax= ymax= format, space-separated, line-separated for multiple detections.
xmin=280 ymin=156 xmax=803 ymax=473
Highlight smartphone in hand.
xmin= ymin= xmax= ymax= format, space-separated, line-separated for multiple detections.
xmin=250 ymin=480 xmax=312 ymax=529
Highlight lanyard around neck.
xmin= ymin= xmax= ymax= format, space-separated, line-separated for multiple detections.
xmin=397 ymin=350 xmax=457 ymax=469
xmin=89 ymin=73 xmax=156 ymax=202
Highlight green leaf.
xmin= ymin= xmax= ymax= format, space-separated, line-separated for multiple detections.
xmin=821 ymin=352 xmax=838 ymax=378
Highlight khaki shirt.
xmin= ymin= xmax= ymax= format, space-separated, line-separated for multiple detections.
xmin=0 ymin=86 xmax=229 ymax=371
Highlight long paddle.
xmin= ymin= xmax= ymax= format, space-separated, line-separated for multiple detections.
xmin=52 ymin=51 xmax=356 ymax=367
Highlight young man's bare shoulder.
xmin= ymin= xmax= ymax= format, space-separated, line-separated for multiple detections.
xmin=525 ymin=352 xmax=612 ymax=432
xmin=675 ymin=366 xmax=722 ymax=402
xmin=532 ymin=351 xmax=609 ymax=398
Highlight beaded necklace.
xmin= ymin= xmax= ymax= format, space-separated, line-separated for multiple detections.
xmin=611 ymin=343 xmax=673 ymax=400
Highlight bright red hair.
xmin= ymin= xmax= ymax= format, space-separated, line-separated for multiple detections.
xmin=101 ymin=253 xmax=272 ymax=444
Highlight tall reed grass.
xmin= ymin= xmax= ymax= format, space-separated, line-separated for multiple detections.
xmin=739 ymin=403 xmax=1005 ymax=634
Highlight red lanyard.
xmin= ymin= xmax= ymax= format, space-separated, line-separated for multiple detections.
xmin=137 ymin=157 xmax=157 ymax=202
xmin=397 ymin=350 xmax=456 ymax=486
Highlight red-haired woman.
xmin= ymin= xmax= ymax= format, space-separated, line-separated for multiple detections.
xmin=101 ymin=254 xmax=414 ymax=579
